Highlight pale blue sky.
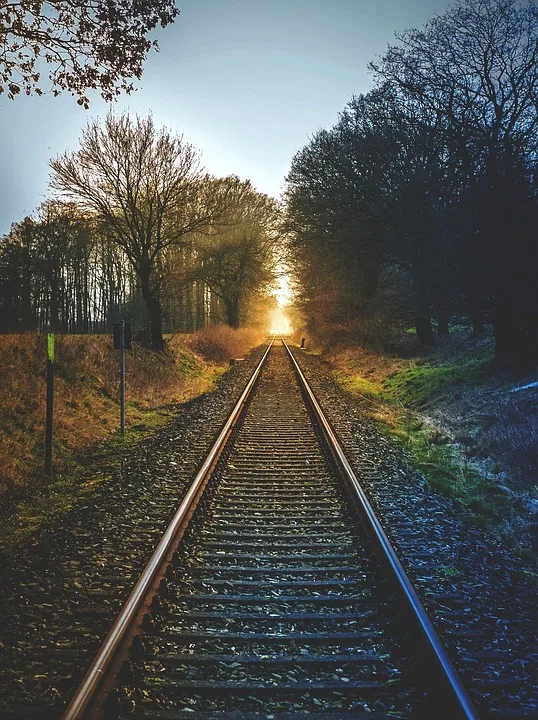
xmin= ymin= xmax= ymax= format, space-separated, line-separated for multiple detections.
xmin=0 ymin=0 xmax=450 ymax=235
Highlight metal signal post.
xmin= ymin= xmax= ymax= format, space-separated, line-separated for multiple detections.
xmin=113 ymin=322 xmax=132 ymax=435
xmin=44 ymin=332 xmax=54 ymax=476
xmin=120 ymin=325 xmax=125 ymax=435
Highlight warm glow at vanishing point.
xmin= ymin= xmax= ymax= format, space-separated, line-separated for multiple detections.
xmin=268 ymin=272 xmax=293 ymax=335
xmin=268 ymin=306 xmax=292 ymax=335
xmin=274 ymin=274 xmax=292 ymax=307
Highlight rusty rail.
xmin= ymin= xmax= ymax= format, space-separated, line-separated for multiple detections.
xmin=63 ymin=336 xmax=478 ymax=719
xmin=282 ymin=336 xmax=478 ymax=720
xmin=62 ymin=340 xmax=273 ymax=720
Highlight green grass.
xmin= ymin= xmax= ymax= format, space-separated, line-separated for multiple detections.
xmin=328 ymin=336 xmax=524 ymax=539
xmin=336 ymin=342 xmax=492 ymax=409
xmin=382 ymin=355 xmax=490 ymax=408
xmin=0 ymin=403 xmax=187 ymax=557
xmin=175 ymin=348 xmax=205 ymax=375
xmin=403 ymin=429 xmax=509 ymax=512
xmin=336 ymin=373 xmax=383 ymax=399
xmin=368 ymin=407 xmax=519 ymax=539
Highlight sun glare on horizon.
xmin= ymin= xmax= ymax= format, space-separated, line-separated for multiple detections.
xmin=274 ymin=273 xmax=292 ymax=307
xmin=268 ymin=306 xmax=292 ymax=335
xmin=268 ymin=271 xmax=293 ymax=334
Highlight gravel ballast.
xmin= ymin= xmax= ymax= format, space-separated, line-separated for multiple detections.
xmin=0 ymin=341 xmax=536 ymax=717
xmin=0 ymin=347 xmax=265 ymax=715
xmin=291 ymin=346 xmax=537 ymax=718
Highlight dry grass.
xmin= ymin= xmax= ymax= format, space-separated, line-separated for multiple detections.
xmin=181 ymin=325 xmax=266 ymax=364
xmin=0 ymin=332 xmax=222 ymax=508
xmin=328 ymin=345 xmax=406 ymax=385
xmin=478 ymin=394 xmax=538 ymax=488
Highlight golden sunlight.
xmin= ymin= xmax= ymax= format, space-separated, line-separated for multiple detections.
xmin=268 ymin=306 xmax=292 ymax=335
xmin=274 ymin=273 xmax=292 ymax=307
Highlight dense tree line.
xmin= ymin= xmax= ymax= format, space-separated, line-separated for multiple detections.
xmin=0 ymin=114 xmax=281 ymax=347
xmin=0 ymin=203 xmax=210 ymax=335
xmin=285 ymin=0 xmax=538 ymax=368
xmin=194 ymin=185 xmax=281 ymax=328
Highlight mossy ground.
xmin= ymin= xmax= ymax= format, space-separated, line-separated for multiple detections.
xmin=325 ymin=330 xmax=538 ymax=551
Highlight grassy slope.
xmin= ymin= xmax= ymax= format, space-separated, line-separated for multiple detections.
xmin=0 ymin=327 xmax=264 ymax=549
xmin=324 ymin=331 xmax=538 ymax=556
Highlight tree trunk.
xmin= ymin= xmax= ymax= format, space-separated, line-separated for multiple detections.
xmin=139 ymin=261 xmax=165 ymax=351
xmin=83 ymin=268 xmax=89 ymax=333
xmin=469 ymin=293 xmax=484 ymax=336
xmin=471 ymin=311 xmax=485 ymax=337
xmin=185 ymin=282 xmax=194 ymax=332
xmin=196 ymin=281 xmax=205 ymax=330
xmin=437 ymin=308 xmax=449 ymax=336
xmin=414 ymin=275 xmax=434 ymax=346
xmin=416 ymin=316 xmax=435 ymax=346
xmin=493 ymin=293 xmax=513 ymax=357
xmin=49 ymin=273 xmax=60 ymax=332
xmin=224 ymin=297 xmax=240 ymax=329
xmin=21 ymin=253 xmax=33 ymax=330
xmin=210 ymin=289 xmax=221 ymax=324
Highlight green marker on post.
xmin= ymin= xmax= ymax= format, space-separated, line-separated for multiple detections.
xmin=47 ymin=332 xmax=55 ymax=362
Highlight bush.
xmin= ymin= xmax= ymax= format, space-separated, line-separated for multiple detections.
xmin=181 ymin=325 xmax=265 ymax=363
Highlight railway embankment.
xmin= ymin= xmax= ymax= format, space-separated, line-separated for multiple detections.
xmin=290 ymin=344 xmax=537 ymax=716
xmin=0 ymin=327 xmax=263 ymax=550
xmin=315 ymin=331 xmax=538 ymax=560
xmin=0 ymin=341 xmax=266 ymax=714
xmin=0 ymin=338 xmax=535 ymax=716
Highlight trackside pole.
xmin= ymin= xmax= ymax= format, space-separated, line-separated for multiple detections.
xmin=120 ymin=321 xmax=125 ymax=435
xmin=114 ymin=321 xmax=131 ymax=435
xmin=44 ymin=332 xmax=54 ymax=476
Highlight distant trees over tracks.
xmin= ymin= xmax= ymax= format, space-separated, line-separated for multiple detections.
xmin=285 ymin=0 xmax=538 ymax=369
xmin=0 ymin=114 xmax=282 ymax=350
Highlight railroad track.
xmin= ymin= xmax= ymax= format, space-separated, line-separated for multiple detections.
xmin=63 ymin=339 xmax=477 ymax=719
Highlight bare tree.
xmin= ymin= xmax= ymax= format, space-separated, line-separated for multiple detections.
xmin=371 ymin=0 xmax=538 ymax=174
xmin=50 ymin=112 xmax=237 ymax=350
xmin=1 ymin=0 xmax=178 ymax=105
xmin=371 ymin=0 xmax=538 ymax=360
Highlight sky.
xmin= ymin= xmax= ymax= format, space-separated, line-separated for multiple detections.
xmin=0 ymin=0 xmax=451 ymax=236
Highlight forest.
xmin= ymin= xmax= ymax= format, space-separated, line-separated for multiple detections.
xmin=1 ymin=0 xmax=536 ymax=374
xmin=285 ymin=0 xmax=538 ymax=371
xmin=0 ymin=115 xmax=281 ymax=350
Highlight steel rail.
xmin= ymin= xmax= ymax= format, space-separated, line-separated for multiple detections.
xmin=282 ymin=337 xmax=479 ymax=720
xmin=62 ymin=339 xmax=274 ymax=720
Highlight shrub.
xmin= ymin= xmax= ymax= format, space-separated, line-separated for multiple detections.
xmin=182 ymin=325 xmax=265 ymax=363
